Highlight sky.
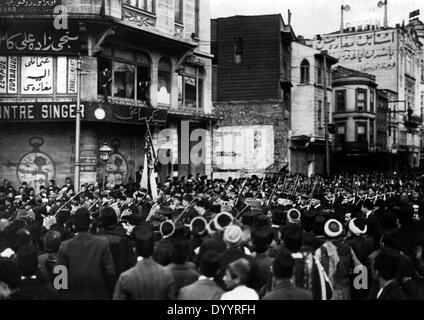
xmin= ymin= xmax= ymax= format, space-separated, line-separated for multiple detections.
xmin=210 ymin=0 xmax=424 ymax=38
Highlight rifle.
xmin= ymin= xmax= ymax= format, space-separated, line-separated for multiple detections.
xmin=7 ymin=196 xmax=36 ymax=221
xmin=173 ymin=198 xmax=197 ymax=223
xmin=266 ymin=176 xmax=282 ymax=206
xmin=291 ymin=175 xmax=300 ymax=196
xmin=54 ymin=190 xmax=84 ymax=217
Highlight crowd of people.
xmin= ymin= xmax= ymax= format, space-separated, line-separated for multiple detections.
xmin=1 ymin=170 xmax=424 ymax=300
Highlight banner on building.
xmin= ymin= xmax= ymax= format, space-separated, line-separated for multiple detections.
xmin=0 ymin=0 xmax=61 ymax=15
xmin=0 ymin=21 xmax=80 ymax=54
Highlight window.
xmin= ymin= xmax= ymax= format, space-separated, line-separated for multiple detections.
xmin=234 ymin=38 xmax=243 ymax=64
xmin=136 ymin=54 xmax=151 ymax=104
xmin=356 ymin=122 xmax=367 ymax=143
xmin=113 ymin=62 xmax=135 ymax=99
xmin=158 ymin=58 xmax=171 ymax=105
xmin=317 ymin=100 xmax=323 ymax=127
xmin=98 ymin=53 xmax=151 ymax=103
xmin=175 ymin=0 xmax=183 ymax=24
xmin=336 ymin=90 xmax=346 ymax=112
xmin=178 ymin=65 xmax=204 ymax=109
xmin=370 ymin=90 xmax=375 ymax=113
xmin=98 ymin=58 xmax=113 ymax=97
xmin=317 ymin=64 xmax=323 ymax=85
xmin=125 ymin=0 xmax=155 ymax=14
xmin=370 ymin=120 xmax=375 ymax=146
xmin=356 ymin=88 xmax=367 ymax=112
xmin=194 ymin=0 xmax=199 ymax=37
xmin=336 ymin=123 xmax=346 ymax=144
xmin=300 ymin=59 xmax=309 ymax=84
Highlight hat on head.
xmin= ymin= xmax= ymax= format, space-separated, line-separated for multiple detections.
xmin=324 ymin=219 xmax=343 ymax=238
xmin=348 ymin=218 xmax=367 ymax=236
xmin=214 ymin=212 xmax=234 ymax=231
xmin=43 ymin=230 xmax=61 ymax=253
xmin=158 ymin=206 xmax=174 ymax=217
xmin=252 ymin=227 xmax=273 ymax=252
xmin=190 ymin=216 xmax=207 ymax=236
xmin=287 ymin=208 xmax=301 ymax=224
xmin=223 ymin=225 xmax=243 ymax=247
xmin=100 ymin=207 xmax=118 ymax=229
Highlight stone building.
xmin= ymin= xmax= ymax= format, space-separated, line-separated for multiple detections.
xmin=0 ymin=0 xmax=215 ymax=192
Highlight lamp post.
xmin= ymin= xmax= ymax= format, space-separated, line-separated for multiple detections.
xmin=74 ymin=56 xmax=82 ymax=193
xmin=99 ymin=143 xmax=112 ymax=192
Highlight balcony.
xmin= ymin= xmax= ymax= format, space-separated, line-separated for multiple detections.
xmin=334 ymin=141 xmax=369 ymax=153
xmin=404 ymin=114 xmax=422 ymax=129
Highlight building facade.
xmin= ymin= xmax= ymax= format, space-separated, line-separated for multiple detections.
xmin=290 ymin=42 xmax=337 ymax=176
xmin=211 ymin=14 xmax=294 ymax=179
xmin=0 ymin=0 xmax=215 ymax=192
xmin=332 ymin=66 xmax=396 ymax=171
xmin=306 ymin=23 xmax=423 ymax=169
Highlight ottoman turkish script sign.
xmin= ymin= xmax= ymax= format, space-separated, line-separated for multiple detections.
xmin=17 ymin=137 xmax=55 ymax=193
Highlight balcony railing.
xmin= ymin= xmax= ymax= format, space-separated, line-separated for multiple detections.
xmin=404 ymin=115 xmax=422 ymax=128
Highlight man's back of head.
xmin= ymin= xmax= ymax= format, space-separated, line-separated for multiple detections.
xmin=74 ymin=207 xmax=91 ymax=232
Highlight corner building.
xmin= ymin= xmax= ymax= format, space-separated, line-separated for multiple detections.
xmin=0 ymin=0 xmax=215 ymax=192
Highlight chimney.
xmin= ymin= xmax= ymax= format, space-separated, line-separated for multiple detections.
xmin=287 ymin=9 xmax=292 ymax=25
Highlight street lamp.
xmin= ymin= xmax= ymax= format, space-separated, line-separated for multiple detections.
xmin=99 ymin=143 xmax=113 ymax=192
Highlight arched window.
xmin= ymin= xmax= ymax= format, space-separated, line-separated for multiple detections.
xmin=300 ymin=59 xmax=310 ymax=84
xmin=158 ymin=58 xmax=171 ymax=105
xmin=177 ymin=65 xmax=205 ymax=109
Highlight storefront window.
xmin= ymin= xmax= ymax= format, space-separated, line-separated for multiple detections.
xmin=178 ymin=65 xmax=204 ymax=109
xmin=158 ymin=58 xmax=171 ymax=105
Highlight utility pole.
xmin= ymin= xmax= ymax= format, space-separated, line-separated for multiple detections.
xmin=322 ymin=50 xmax=331 ymax=176
xmin=74 ymin=56 xmax=82 ymax=192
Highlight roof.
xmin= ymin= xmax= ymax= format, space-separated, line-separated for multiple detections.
xmin=332 ymin=66 xmax=376 ymax=81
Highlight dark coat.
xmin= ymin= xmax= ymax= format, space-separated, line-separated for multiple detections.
xmin=97 ymin=225 xmax=137 ymax=278
xmin=178 ymin=277 xmax=224 ymax=300
xmin=252 ymin=251 xmax=274 ymax=295
xmin=113 ymin=258 xmax=175 ymax=300
xmin=263 ymin=280 xmax=313 ymax=300
xmin=11 ymin=278 xmax=58 ymax=300
xmin=376 ymin=280 xmax=408 ymax=300
xmin=56 ymin=232 xmax=116 ymax=300
xmin=166 ymin=262 xmax=199 ymax=295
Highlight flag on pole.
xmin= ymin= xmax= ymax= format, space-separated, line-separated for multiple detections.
xmin=141 ymin=128 xmax=159 ymax=201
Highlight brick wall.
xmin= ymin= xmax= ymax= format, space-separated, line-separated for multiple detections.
xmin=213 ymin=100 xmax=289 ymax=170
